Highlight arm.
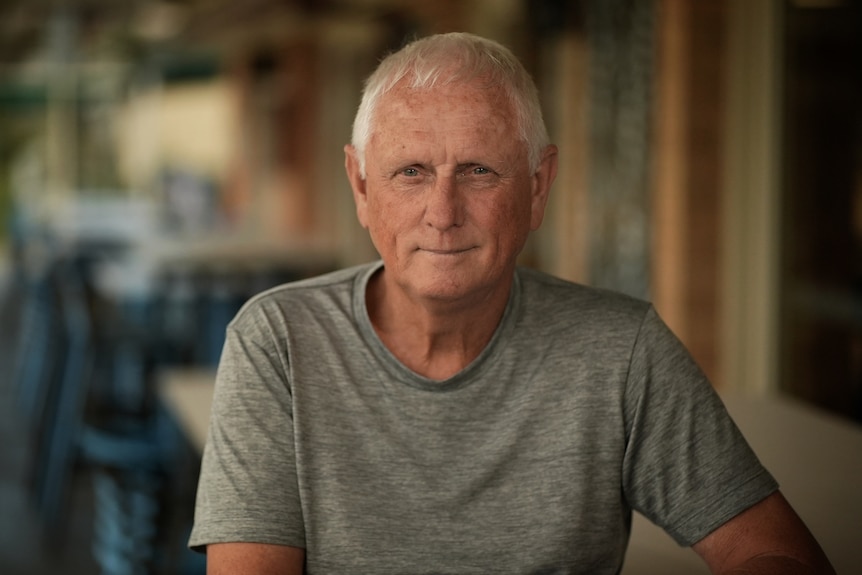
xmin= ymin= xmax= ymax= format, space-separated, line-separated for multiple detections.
xmin=207 ymin=542 xmax=305 ymax=575
xmin=189 ymin=316 xmax=306 ymax=561
xmin=692 ymin=491 xmax=835 ymax=575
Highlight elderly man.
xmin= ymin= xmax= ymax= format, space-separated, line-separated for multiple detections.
xmin=190 ymin=33 xmax=834 ymax=574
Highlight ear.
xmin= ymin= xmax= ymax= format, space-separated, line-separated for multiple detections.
xmin=344 ymin=144 xmax=369 ymax=229
xmin=529 ymin=144 xmax=558 ymax=230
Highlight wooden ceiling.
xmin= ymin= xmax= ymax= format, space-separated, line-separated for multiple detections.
xmin=0 ymin=0 xmax=476 ymax=66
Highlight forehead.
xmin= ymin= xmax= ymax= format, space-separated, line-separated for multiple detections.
xmin=382 ymin=76 xmax=511 ymax=118
xmin=369 ymin=79 xmax=521 ymax=156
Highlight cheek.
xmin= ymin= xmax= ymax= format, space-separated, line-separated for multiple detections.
xmin=365 ymin=197 xmax=406 ymax=246
xmin=494 ymin=194 xmax=533 ymax=231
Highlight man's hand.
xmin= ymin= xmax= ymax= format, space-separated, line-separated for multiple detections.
xmin=692 ymin=491 xmax=835 ymax=574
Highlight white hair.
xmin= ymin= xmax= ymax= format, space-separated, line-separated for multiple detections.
xmin=350 ymin=32 xmax=550 ymax=177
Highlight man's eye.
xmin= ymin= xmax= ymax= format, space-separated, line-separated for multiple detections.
xmin=459 ymin=165 xmax=491 ymax=176
xmin=401 ymin=167 xmax=420 ymax=177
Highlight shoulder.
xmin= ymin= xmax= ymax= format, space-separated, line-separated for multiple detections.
xmin=228 ymin=262 xmax=375 ymax=334
xmin=515 ymin=266 xmax=653 ymax=337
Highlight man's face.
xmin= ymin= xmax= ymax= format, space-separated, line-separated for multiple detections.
xmin=346 ymin=79 xmax=555 ymax=306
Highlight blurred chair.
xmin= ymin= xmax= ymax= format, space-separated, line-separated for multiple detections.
xmin=154 ymin=263 xmax=203 ymax=367
xmin=29 ymin=254 xmax=175 ymax=575
xmin=13 ymin=250 xmax=65 ymax=445
xmin=196 ymin=265 xmax=248 ymax=367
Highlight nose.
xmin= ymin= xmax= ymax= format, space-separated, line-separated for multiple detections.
xmin=423 ymin=175 xmax=464 ymax=230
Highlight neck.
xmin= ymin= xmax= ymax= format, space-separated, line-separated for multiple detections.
xmin=366 ymin=271 xmax=512 ymax=381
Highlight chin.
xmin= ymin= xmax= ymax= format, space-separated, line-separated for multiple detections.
xmin=404 ymin=272 xmax=493 ymax=304
xmin=388 ymin=254 xmax=505 ymax=302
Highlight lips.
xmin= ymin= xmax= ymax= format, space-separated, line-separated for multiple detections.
xmin=420 ymin=247 xmax=474 ymax=255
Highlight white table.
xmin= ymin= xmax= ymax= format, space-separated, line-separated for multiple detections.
xmin=622 ymin=394 xmax=862 ymax=574
xmin=160 ymin=369 xmax=217 ymax=454
xmin=160 ymin=371 xmax=862 ymax=574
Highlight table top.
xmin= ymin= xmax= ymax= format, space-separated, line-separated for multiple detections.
xmin=159 ymin=370 xmax=862 ymax=574
xmin=160 ymin=368 xmax=217 ymax=453
xmin=93 ymin=237 xmax=338 ymax=299
xmin=622 ymin=394 xmax=862 ymax=574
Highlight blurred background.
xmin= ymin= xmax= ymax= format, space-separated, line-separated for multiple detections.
xmin=0 ymin=0 xmax=860 ymax=573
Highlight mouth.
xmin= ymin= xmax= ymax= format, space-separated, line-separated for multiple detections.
xmin=420 ymin=247 xmax=475 ymax=255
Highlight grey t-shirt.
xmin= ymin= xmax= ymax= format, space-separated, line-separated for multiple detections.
xmin=190 ymin=261 xmax=777 ymax=574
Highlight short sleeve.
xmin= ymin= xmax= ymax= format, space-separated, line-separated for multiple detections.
xmin=621 ymin=306 xmax=778 ymax=546
xmin=188 ymin=304 xmax=305 ymax=551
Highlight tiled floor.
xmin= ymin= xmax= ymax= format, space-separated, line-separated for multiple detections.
xmin=0 ymin=277 xmax=100 ymax=574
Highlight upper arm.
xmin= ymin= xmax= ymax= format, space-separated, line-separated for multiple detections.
xmin=691 ymin=491 xmax=835 ymax=574
xmin=190 ymin=317 xmax=306 ymax=553
xmin=207 ymin=542 xmax=305 ymax=575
